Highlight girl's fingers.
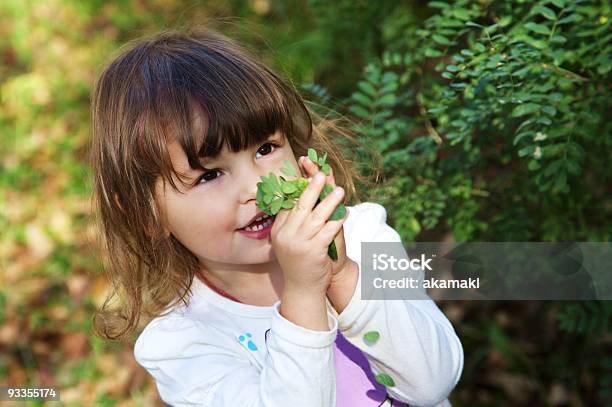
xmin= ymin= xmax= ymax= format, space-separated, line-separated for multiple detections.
xmin=305 ymin=186 xmax=345 ymax=238
xmin=270 ymin=206 xmax=290 ymax=233
xmin=298 ymin=157 xmax=310 ymax=178
xmin=284 ymin=171 xmax=327 ymax=230
xmin=301 ymin=156 xmax=335 ymax=187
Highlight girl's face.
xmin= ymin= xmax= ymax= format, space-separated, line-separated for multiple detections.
xmin=155 ymin=128 xmax=298 ymax=269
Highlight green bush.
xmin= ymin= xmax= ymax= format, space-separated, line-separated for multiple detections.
xmin=342 ymin=0 xmax=611 ymax=243
xmin=304 ymin=0 xmax=611 ymax=403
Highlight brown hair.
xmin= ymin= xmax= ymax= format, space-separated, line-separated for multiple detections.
xmin=90 ymin=26 xmax=381 ymax=340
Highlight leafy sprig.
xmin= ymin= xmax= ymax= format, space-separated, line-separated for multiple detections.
xmin=256 ymin=148 xmax=346 ymax=260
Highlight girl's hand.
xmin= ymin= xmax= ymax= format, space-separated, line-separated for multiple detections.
xmin=296 ymin=156 xmax=351 ymax=280
xmin=298 ymin=156 xmax=359 ymax=315
xmin=270 ymin=167 xmax=349 ymax=295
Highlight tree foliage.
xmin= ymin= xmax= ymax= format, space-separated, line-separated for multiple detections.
xmin=342 ymin=0 xmax=611 ymax=243
xmin=305 ymin=1 xmax=611 ymax=404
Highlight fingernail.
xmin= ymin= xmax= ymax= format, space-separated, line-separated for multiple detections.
xmin=315 ymin=171 xmax=325 ymax=181
xmin=333 ymin=186 xmax=344 ymax=195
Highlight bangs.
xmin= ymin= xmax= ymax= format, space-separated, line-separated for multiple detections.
xmin=134 ymin=30 xmax=312 ymax=190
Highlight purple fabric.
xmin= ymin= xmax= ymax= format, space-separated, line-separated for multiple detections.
xmin=334 ymin=331 xmax=409 ymax=407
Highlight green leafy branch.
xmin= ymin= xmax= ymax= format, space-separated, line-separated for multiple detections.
xmin=256 ymin=148 xmax=346 ymax=260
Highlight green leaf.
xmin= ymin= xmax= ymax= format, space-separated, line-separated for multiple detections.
xmin=473 ymin=42 xmax=486 ymax=53
xmin=513 ymin=130 xmax=535 ymax=145
xmin=270 ymin=198 xmax=283 ymax=214
xmin=558 ymin=14 xmax=581 ymax=24
xmin=452 ymin=8 xmax=471 ymax=20
xmin=328 ymin=241 xmax=338 ymax=260
xmin=446 ymin=64 xmax=460 ymax=72
xmin=528 ymin=159 xmax=541 ymax=171
xmin=518 ymin=145 xmax=535 ymax=157
xmin=375 ymin=373 xmax=396 ymax=387
xmin=321 ymin=163 xmax=331 ymax=175
xmin=363 ymin=331 xmax=380 ymax=344
xmin=550 ymin=35 xmax=567 ymax=44
xmin=566 ymin=160 xmax=581 ymax=175
xmin=425 ymin=48 xmax=444 ymax=58
xmin=542 ymin=143 xmax=565 ymax=157
xmin=466 ymin=21 xmax=483 ymax=28
xmin=432 ymin=34 xmax=452 ymax=45
xmin=297 ymin=178 xmax=309 ymax=191
xmin=357 ymin=81 xmax=377 ymax=97
xmin=352 ymin=92 xmax=374 ymax=107
xmin=382 ymin=71 xmax=399 ymax=83
xmin=533 ymin=5 xmax=557 ymax=20
xmin=329 ymin=204 xmax=346 ymax=221
xmin=270 ymin=173 xmax=281 ymax=193
xmin=512 ymin=103 xmax=540 ymax=117
xmin=525 ymin=22 xmax=551 ymax=35
xmin=349 ymin=105 xmax=370 ymax=118
xmin=280 ymin=163 xmax=297 ymax=178
xmin=554 ymin=171 xmax=567 ymax=191
xmin=498 ymin=16 xmax=513 ymax=27
xmin=308 ymin=148 xmax=318 ymax=164
xmin=263 ymin=191 xmax=274 ymax=205
xmin=428 ymin=1 xmax=449 ymax=9
xmin=542 ymin=105 xmax=557 ymax=116
xmin=379 ymin=81 xmax=398 ymax=95
xmin=319 ymin=152 xmax=328 ymax=167
xmin=378 ymin=94 xmax=396 ymax=106
xmin=281 ymin=182 xmax=297 ymax=194
xmin=544 ymin=160 xmax=564 ymax=176
xmin=319 ymin=183 xmax=334 ymax=200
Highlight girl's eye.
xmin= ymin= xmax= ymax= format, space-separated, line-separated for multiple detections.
xmin=196 ymin=142 xmax=278 ymax=186
xmin=255 ymin=142 xmax=278 ymax=158
xmin=196 ymin=169 xmax=222 ymax=185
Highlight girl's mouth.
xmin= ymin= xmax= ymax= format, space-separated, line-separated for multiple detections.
xmin=237 ymin=214 xmax=275 ymax=240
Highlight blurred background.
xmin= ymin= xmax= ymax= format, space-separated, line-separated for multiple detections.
xmin=1 ymin=0 xmax=610 ymax=405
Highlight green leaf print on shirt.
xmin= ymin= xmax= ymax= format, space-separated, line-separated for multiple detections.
xmin=363 ymin=331 xmax=380 ymax=345
xmin=364 ymin=331 xmax=396 ymax=388
xmin=375 ymin=373 xmax=396 ymax=387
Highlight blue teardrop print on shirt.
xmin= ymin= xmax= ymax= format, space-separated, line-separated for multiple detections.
xmin=238 ymin=332 xmax=258 ymax=351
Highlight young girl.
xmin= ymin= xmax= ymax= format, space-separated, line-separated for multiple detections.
xmin=91 ymin=27 xmax=463 ymax=406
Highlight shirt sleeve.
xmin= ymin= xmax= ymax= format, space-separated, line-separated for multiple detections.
xmin=327 ymin=202 xmax=464 ymax=406
xmin=134 ymin=302 xmax=339 ymax=407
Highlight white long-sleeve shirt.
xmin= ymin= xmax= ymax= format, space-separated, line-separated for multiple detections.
xmin=134 ymin=202 xmax=464 ymax=406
